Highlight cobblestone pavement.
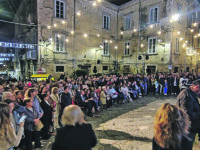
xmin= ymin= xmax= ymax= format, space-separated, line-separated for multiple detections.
xmin=37 ymin=95 xmax=199 ymax=150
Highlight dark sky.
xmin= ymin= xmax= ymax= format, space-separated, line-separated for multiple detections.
xmin=106 ymin=0 xmax=132 ymax=6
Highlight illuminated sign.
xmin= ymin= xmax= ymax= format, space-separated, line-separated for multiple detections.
xmin=0 ymin=58 xmax=10 ymax=61
xmin=0 ymin=42 xmax=35 ymax=49
xmin=0 ymin=53 xmax=14 ymax=57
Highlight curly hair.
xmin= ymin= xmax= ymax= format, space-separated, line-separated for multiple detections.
xmin=154 ymin=103 xmax=190 ymax=149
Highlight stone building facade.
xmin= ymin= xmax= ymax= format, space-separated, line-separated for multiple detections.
xmin=37 ymin=0 xmax=200 ymax=79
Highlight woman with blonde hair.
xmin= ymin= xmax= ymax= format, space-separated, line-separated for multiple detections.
xmin=153 ymin=103 xmax=191 ymax=150
xmin=0 ymin=102 xmax=24 ymax=150
xmin=50 ymin=87 xmax=59 ymax=128
xmin=52 ymin=105 xmax=97 ymax=150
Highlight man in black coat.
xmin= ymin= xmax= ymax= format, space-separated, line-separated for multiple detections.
xmin=177 ymin=79 xmax=200 ymax=150
xmin=59 ymin=86 xmax=72 ymax=126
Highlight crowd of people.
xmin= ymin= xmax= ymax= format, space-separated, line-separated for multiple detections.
xmin=0 ymin=72 xmax=200 ymax=150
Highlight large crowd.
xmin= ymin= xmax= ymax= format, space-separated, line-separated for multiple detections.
xmin=0 ymin=72 xmax=199 ymax=150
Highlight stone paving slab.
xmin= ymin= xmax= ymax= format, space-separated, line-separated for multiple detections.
xmin=36 ymin=95 xmax=199 ymax=150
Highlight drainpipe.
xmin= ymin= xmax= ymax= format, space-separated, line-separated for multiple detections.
xmin=136 ymin=0 xmax=141 ymax=73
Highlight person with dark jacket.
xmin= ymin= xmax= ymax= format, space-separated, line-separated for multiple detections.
xmin=60 ymin=86 xmax=72 ymax=114
xmin=40 ymin=94 xmax=53 ymax=139
xmin=177 ymin=79 xmax=200 ymax=150
xmin=59 ymin=86 xmax=72 ymax=126
xmin=52 ymin=105 xmax=97 ymax=150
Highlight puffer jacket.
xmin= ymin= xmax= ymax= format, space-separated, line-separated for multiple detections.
xmin=177 ymin=87 xmax=200 ymax=133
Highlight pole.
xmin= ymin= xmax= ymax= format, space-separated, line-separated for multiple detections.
xmin=116 ymin=8 xmax=119 ymax=72
xmin=73 ymin=0 xmax=76 ymax=69
xmin=136 ymin=0 xmax=141 ymax=73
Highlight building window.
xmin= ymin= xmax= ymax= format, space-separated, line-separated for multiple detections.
xmin=55 ymin=34 xmax=65 ymax=52
xmin=198 ymin=39 xmax=200 ymax=48
xmin=192 ymin=12 xmax=197 ymax=23
xmin=56 ymin=66 xmax=64 ymax=72
xmin=103 ymin=42 xmax=109 ymax=55
xmin=149 ymin=7 xmax=158 ymax=23
xmin=174 ymin=67 xmax=178 ymax=73
xmin=123 ymin=65 xmax=130 ymax=72
xmin=175 ymin=38 xmax=179 ymax=53
xmin=103 ymin=66 xmax=108 ymax=71
xmin=124 ymin=15 xmax=131 ymax=30
xmin=124 ymin=42 xmax=130 ymax=55
xmin=55 ymin=0 xmax=65 ymax=19
xmin=103 ymin=15 xmax=110 ymax=30
xmin=148 ymin=37 xmax=157 ymax=54
xmin=177 ymin=4 xmax=182 ymax=22
xmin=186 ymin=67 xmax=190 ymax=72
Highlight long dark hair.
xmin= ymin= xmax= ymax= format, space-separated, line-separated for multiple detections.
xmin=0 ymin=102 xmax=12 ymax=144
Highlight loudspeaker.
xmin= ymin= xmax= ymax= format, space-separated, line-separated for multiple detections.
xmin=93 ymin=66 xmax=97 ymax=73
xmin=97 ymin=59 xmax=100 ymax=64
xmin=138 ymin=56 xmax=142 ymax=60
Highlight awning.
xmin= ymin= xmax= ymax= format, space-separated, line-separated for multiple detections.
xmin=31 ymin=74 xmax=51 ymax=78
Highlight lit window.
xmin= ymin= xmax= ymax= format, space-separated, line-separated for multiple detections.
xmin=103 ymin=15 xmax=110 ymax=30
xmin=124 ymin=42 xmax=130 ymax=55
xmin=55 ymin=34 xmax=65 ymax=52
xmin=103 ymin=42 xmax=109 ymax=55
xmin=149 ymin=7 xmax=159 ymax=23
xmin=124 ymin=15 xmax=131 ymax=30
xmin=55 ymin=0 xmax=65 ymax=19
xmin=148 ymin=37 xmax=157 ymax=54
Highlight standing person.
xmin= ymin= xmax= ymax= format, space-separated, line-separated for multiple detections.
xmin=164 ymin=79 xmax=168 ymax=95
xmin=0 ymin=85 xmax=4 ymax=102
xmin=153 ymin=103 xmax=190 ymax=150
xmin=40 ymin=94 xmax=53 ymax=140
xmin=59 ymin=86 xmax=72 ymax=126
xmin=52 ymin=105 xmax=97 ymax=150
xmin=0 ymin=102 xmax=24 ymax=150
xmin=173 ymin=75 xmax=180 ymax=95
xmin=24 ymin=98 xmax=42 ymax=150
xmin=177 ymin=79 xmax=200 ymax=150
xmin=50 ymin=87 xmax=59 ymax=129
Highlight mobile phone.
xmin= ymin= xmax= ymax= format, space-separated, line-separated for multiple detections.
xmin=18 ymin=116 xmax=26 ymax=123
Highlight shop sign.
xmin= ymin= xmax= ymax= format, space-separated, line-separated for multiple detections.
xmin=0 ymin=42 xmax=35 ymax=49
xmin=0 ymin=58 xmax=9 ymax=61
xmin=37 ymin=68 xmax=46 ymax=74
xmin=0 ymin=53 xmax=14 ymax=57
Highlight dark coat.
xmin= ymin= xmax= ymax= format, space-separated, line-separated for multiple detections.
xmin=152 ymin=137 xmax=190 ymax=150
xmin=60 ymin=92 xmax=72 ymax=112
xmin=177 ymin=87 xmax=200 ymax=133
xmin=40 ymin=100 xmax=53 ymax=127
xmin=52 ymin=123 xmax=97 ymax=150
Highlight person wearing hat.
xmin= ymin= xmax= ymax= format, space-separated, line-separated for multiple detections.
xmin=177 ymin=79 xmax=200 ymax=150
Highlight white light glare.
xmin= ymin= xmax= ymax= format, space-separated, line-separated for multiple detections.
xmin=83 ymin=33 xmax=88 ymax=38
xmin=93 ymin=2 xmax=97 ymax=6
xmin=77 ymin=11 xmax=81 ymax=16
xmin=171 ymin=14 xmax=180 ymax=22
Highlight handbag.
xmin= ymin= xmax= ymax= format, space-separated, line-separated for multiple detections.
xmin=35 ymin=119 xmax=44 ymax=131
